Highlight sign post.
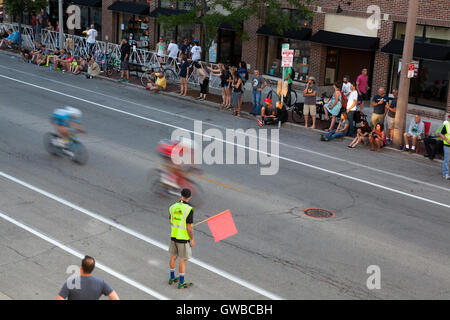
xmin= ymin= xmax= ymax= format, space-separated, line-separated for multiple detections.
xmin=281 ymin=48 xmax=294 ymax=109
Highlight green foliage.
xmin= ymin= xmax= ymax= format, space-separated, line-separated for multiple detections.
xmin=3 ymin=0 xmax=48 ymax=18
xmin=157 ymin=0 xmax=314 ymax=51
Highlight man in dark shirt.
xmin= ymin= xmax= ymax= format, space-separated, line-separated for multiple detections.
xmin=179 ymin=38 xmax=192 ymax=59
xmin=57 ymin=256 xmax=119 ymax=300
xmin=118 ymin=38 xmax=131 ymax=83
xmin=386 ymin=89 xmax=398 ymax=143
xmin=370 ymin=87 xmax=389 ymax=128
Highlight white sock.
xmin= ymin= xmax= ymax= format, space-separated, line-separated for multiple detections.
xmin=411 ymin=146 xmax=415 ymax=150
xmin=406 ymin=144 xmax=409 ymax=148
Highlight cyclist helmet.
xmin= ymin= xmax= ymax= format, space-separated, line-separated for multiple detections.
xmin=64 ymin=106 xmax=82 ymax=119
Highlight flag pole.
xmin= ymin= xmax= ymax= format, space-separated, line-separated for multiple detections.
xmin=193 ymin=210 xmax=230 ymax=227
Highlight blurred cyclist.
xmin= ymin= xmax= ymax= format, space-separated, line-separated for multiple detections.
xmin=50 ymin=106 xmax=85 ymax=147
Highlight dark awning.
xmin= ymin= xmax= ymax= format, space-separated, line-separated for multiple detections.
xmin=67 ymin=0 xmax=101 ymax=7
xmin=256 ymin=24 xmax=311 ymax=41
xmin=310 ymin=30 xmax=379 ymax=51
xmin=149 ymin=7 xmax=188 ymax=17
xmin=381 ymin=39 xmax=450 ymax=61
xmin=108 ymin=1 xmax=149 ymax=15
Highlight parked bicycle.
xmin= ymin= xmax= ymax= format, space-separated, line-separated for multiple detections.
xmin=291 ymin=92 xmax=331 ymax=125
xmin=140 ymin=61 xmax=177 ymax=87
xmin=265 ymin=79 xmax=297 ymax=109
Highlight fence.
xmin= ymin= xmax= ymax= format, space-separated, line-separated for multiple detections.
xmin=0 ymin=22 xmax=222 ymax=90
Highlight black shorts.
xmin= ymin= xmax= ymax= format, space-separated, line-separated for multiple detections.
xmin=200 ymin=78 xmax=209 ymax=94
xmin=120 ymin=60 xmax=129 ymax=70
xmin=358 ymin=92 xmax=368 ymax=101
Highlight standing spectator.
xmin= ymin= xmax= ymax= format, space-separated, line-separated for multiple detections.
xmin=223 ymin=66 xmax=232 ymax=109
xmin=86 ymin=24 xmax=97 ymax=56
xmin=341 ymin=75 xmax=351 ymax=107
xmin=209 ymin=63 xmax=228 ymax=107
xmin=348 ymin=120 xmax=371 ymax=148
xmin=46 ymin=21 xmax=54 ymax=31
xmin=283 ymin=64 xmax=294 ymax=107
xmin=168 ymin=189 xmax=195 ymax=289
xmin=439 ymin=116 xmax=450 ymax=179
xmin=179 ymin=38 xmax=192 ymax=59
xmin=118 ymin=37 xmax=130 ymax=83
xmin=424 ymin=123 xmax=445 ymax=160
xmin=303 ymin=76 xmax=318 ymax=129
xmin=190 ymin=39 xmax=201 ymax=62
xmin=251 ymin=69 xmax=267 ymax=115
xmin=323 ymin=82 xmax=342 ymax=132
xmin=403 ymin=115 xmax=425 ymax=152
xmin=237 ymin=61 xmax=248 ymax=107
xmin=356 ymin=68 xmax=369 ymax=113
xmin=156 ymin=36 xmax=167 ymax=63
xmin=386 ymin=89 xmax=398 ymax=143
xmin=346 ymin=83 xmax=359 ymax=136
xmin=167 ymin=39 xmax=179 ymax=64
xmin=195 ymin=62 xmax=209 ymax=100
xmin=35 ymin=17 xmax=44 ymax=42
xmin=231 ymin=70 xmax=243 ymax=117
xmin=55 ymin=21 xmax=60 ymax=32
xmin=56 ymin=256 xmax=119 ymax=300
xmin=178 ymin=54 xmax=190 ymax=96
xmin=369 ymin=122 xmax=387 ymax=152
xmin=320 ymin=112 xmax=349 ymax=142
xmin=370 ymin=87 xmax=389 ymax=128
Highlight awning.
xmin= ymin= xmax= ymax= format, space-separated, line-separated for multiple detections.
xmin=310 ymin=30 xmax=379 ymax=51
xmin=381 ymin=39 xmax=450 ymax=61
xmin=67 ymin=0 xmax=101 ymax=7
xmin=256 ymin=24 xmax=311 ymax=41
xmin=107 ymin=1 xmax=149 ymax=15
xmin=149 ymin=7 xmax=188 ymax=17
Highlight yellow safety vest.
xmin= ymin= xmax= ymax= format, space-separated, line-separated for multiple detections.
xmin=444 ymin=122 xmax=450 ymax=146
xmin=169 ymin=202 xmax=192 ymax=241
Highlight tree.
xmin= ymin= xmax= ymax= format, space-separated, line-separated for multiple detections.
xmin=157 ymin=0 xmax=314 ymax=60
xmin=3 ymin=0 xmax=48 ymax=48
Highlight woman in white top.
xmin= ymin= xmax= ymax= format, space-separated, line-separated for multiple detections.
xmin=346 ymin=83 xmax=359 ymax=136
xmin=156 ymin=37 xmax=166 ymax=63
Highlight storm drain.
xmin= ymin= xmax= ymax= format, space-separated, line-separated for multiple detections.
xmin=302 ymin=208 xmax=335 ymax=219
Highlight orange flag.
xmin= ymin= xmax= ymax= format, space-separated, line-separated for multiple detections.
xmin=206 ymin=210 xmax=238 ymax=242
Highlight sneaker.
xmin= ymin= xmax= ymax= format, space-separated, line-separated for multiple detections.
xmin=445 ymin=175 xmax=450 ymax=180
xmin=320 ymin=135 xmax=327 ymax=141
xmin=178 ymin=282 xmax=193 ymax=289
xmin=118 ymin=78 xmax=124 ymax=82
xmin=125 ymin=80 xmax=129 ymax=83
xmin=257 ymin=119 xmax=263 ymax=127
xmin=168 ymin=277 xmax=179 ymax=285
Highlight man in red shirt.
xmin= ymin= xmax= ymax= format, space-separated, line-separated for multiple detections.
xmin=356 ymin=68 xmax=369 ymax=113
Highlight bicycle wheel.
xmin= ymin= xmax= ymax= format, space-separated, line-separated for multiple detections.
xmin=266 ymin=90 xmax=273 ymax=101
xmin=140 ymin=71 xmax=151 ymax=87
xmin=43 ymin=132 xmax=60 ymax=156
xmin=291 ymin=105 xmax=305 ymax=123
xmin=71 ymin=141 xmax=88 ymax=165
xmin=289 ymin=90 xmax=297 ymax=108
xmin=163 ymin=68 xmax=177 ymax=84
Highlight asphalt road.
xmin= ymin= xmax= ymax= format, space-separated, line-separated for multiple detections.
xmin=0 ymin=52 xmax=449 ymax=300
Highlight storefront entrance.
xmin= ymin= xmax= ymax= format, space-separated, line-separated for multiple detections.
xmin=217 ymin=28 xmax=241 ymax=66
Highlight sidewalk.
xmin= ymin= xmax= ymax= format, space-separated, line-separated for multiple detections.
xmin=0 ymin=48 xmax=444 ymax=164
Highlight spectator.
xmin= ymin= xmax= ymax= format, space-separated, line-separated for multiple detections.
xmin=258 ymin=98 xmax=275 ymax=126
xmin=226 ymin=66 xmax=235 ymax=109
xmin=231 ymin=69 xmax=243 ymax=117
xmin=283 ymin=64 xmax=294 ymax=107
xmin=0 ymin=29 xmax=18 ymax=49
xmin=403 ymin=115 xmax=425 ymax=152
xmin=55 ymin=21 xmax=60 ymax=32
xmin=341 ymin=75 xmax=351 ymax=107
xmin=251 ymin=69 xmax=267 ymax=116
xmin=370 ymin=87 xmax=388 ymax=129
xmin=346 ymin=83 xmax=359 ymax=136
xmin=320 ymin=112 xmax=350 ymax=141
xmin=118 ymin=37 xmax=130 ymax=83
xmin=237 ymin=61 xmax=248 ymax=107
xmin=178 ymin=54 xmax=190 ymax=96
xmin=61 ymin=51 xmax=74 ymax=72
xmin=72 ymin=56 xmax=88 ymax=74
xmin=424 ymin=122 xmax=445 ymax=160
xmin=56 ymin=256 xmax=119 ymax=300
xmin=386 ymin=89 xmax=398 ymax=143
xmin=35 ymin=17 xmax=44 ymax=42
xmin=303 ymin=76 xmax=318 ymax=129
xmin=86 ymin=57 xmax=100 ymax=78
xmin=20 ymin=47 xmax=31 ymax=62
xmin=30 ymin=42 xmax=43 ymax=64
xmin=0 ymin=29 xmax=8 ymax=40
xmin=36 ymin=44 xmax=50 ymax=66
xmin=348 ymin=120 xmax=371 ymax=148
xmin=167 ymin=39 xmax=179 ymax=64
xmin=439 ymin=115 xmax=450 ymax=180
xmin=86 ymin=24 xmax=97 ymax=56
xmin=324 ymin=82 xmax=342 ymax=132
xmin=190 ymin=39 xmax=201 ymax=62
xmin=223 ymin=65 xmax=232 ymax=109
xmin=179 ymin=38 xmax=192 ymax=59
xmin=195 ymin=62 xmax=209 ymax=101
xmin=209 ymin=63 xmax=228 ymax=107
xmin=46 ymin=21 xmax=54 ymax=31
xmin=69 ymin=57 xmax=79 ymax=73
xmin=369 ymin=122 xmax=387 ymax=152
xmin=156 ymin=36 xmax=167 ymax=63
xmin=146 ymin=72 xmax=167 ymax=91
xmin=356 ymin=68 xmax=369 ymax=113
xmin=47 ymin=47 xmax=61 ymax=67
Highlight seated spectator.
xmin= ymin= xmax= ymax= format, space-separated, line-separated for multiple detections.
xmin=47 ymin=47 xmax=61 ymax=66
xmin=324 ymin=82 xmax=342 ymax=132
xmin=0 ymin=29 xmax=19 ymax=49
xmin=70 ymin=57 xmax=79 ymax=73
xmin=348 ymin=120 xmax=371 ymax=148
xmin=20 ymin=47 xmax=31 ymax=62
xmin=257 ymin=98 xmax=276 ymax=126
xmin=0 ymin=30 xmax=8 ymax=40
xmin=321 ymin=112 xmax=349 ymax=141
xmin=60 ymin=51 xmax=74 ymax=72
xmin=36 ymin=44 xmax=50 ymax=66
xmin=424 ymin=123 xmax=445 ymax=160
xmin=146 ymin=72 xmax=167 ymax=91
xmin=86 ymin=57 xmax=100 ymax=79
xmin=72 ymin=56 xmax=88 ymax=75
xmin=258 ymin=101 xmax=288 ymax=126
xmin=30 ymin=42 xmax=43 ymax=64
xmin=369 ymin=122 xmax=387 ymax=152
xmin=403 ymin=115 xmax=424 ymax=152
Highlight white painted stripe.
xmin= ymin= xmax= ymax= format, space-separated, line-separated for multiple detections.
xmin=0 ymin=210 xmax=169 ymax=300
xmin=0 ymin=65 xmax=447 ymax=193
xmin=0 ymin=73 xmax=448 ymax=209
xmin=0 ymin=170 xmax=283 ymax=300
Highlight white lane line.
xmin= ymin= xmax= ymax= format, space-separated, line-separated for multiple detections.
xmin=0 ymin=65 xmax=447 ymax=193
xmin=0 ymin=210 xmax=169 ymax=300
xmin=0 ymin=73 xmax=448 ymax=209
xmin=0 ymin=170 xmax=283 ymax=300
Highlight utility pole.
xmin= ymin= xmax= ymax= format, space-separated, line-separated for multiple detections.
xmin=393 ymin=0 xmax=419 ymax=146
xmin=58 ymin=0 xmax=64 ymax=49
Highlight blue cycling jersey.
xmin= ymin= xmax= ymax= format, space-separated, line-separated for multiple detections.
xmin=51 ymin=109 xmax=80 ymax=127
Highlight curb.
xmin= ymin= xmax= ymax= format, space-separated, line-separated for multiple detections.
xmin=1 ymin=49 xmax=443 ymax=165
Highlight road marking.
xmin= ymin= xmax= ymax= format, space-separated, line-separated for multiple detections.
xmin=0 ymin=170 xmax=283 ymax=300
xmin=0 ymin=73 xmax=448 ymax=209
xmin=0 ymin=64 xmax=447 ymax=193
xmin=0 ymin=209 xmax=169 ymax=300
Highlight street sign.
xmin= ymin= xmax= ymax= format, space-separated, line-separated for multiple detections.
xmin=281 ymin=43 xmax=290 ymax=51
xmin=282 ymin=49 xmax=294 ymax=67
xmin=407 ymin=61 xmax=419 ymax=78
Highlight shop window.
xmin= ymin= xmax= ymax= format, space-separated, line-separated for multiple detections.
xmin=394 ymin=23 xmax=424 ymax=41
xmin=325 ymin=47 xmax=338 ymax=85
xmin=424 ymin=26 xmax=450 ymax=45
xmin=119 ymin=13 xmax=150 ymax=49
xmin=160 ymin=0 xmax=194 ymax=10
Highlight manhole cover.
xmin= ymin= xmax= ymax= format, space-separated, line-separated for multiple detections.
xmin=302 ymin=208 xmax=335 ymax=219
